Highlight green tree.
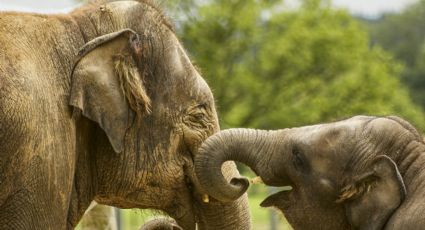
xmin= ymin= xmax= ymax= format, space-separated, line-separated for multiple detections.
xmin=181 ymin=0 xmax=425 ymax=130
xmin=364 ymin=0 xmax=425 ymax=111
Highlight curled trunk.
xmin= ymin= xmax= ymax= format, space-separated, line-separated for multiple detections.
xmin=195 ymin=128 xmax=279 ymax=202
xmin=196 ymin=161 xmax=251 ymax=230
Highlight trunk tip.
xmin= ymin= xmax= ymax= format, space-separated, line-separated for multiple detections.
xmin=227 ymin=177 xmax=250 ymax=200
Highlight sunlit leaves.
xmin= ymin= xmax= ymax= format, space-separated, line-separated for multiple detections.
xmin=180 ymin=0 xmax=425 ymax=130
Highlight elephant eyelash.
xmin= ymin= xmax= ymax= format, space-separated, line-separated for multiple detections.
xmin=197 ymin=103 xmax=208 ymax=109
xmin=292 ymin=147 xmax=304 ymax=169
xmin=186 ymin=103 xmax=208 ymax=114
xmin=193 ymin=113 xmax=205 ymax=120
xmin=184 ymin=113 xmax=208 ymax=128
xmin=183 ymin=103 xmax=210 ymax=127
xmin=292 ymin=145 xmax=303 ymax=158
xmin=293 ymin=154 xmax=304 ymax=169
xmin=292 ymin=146 xmax=311 ymax=173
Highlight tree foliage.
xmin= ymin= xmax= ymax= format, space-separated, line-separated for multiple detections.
xmin=364 ymin=0 xmax=425 ymax=111
xmin=180 ymin=0 xmax=425 ymax=130
xmin=76 ymin=0 xmax=425 ymax=130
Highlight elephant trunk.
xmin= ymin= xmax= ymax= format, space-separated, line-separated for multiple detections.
xmin=195 ymin=128 xmax=280 ymax=202
xmin=196 ymin=161 xmax=251 ymax=230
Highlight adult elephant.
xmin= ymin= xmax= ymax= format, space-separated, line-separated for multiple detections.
xmin=0 ymin=0 xmax=250 ymax=229
xmin=196 ymin=116 xmax=425 ymax=229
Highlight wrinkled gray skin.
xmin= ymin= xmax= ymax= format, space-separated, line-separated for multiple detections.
xmin=196 ymin=116 xmax=425 ymax=229
xmin=0 ymin=0 xmax=250 ymax=229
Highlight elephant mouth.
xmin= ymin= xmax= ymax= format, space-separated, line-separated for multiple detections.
xmin=174 ymin=155 xmax=205 ymax=227
xmin=260 ymin=186 xmax=293 ymax=210
xmin=182 ymin=141 xmax=214 ymax=204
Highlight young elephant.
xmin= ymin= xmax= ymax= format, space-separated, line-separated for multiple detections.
xmin=195 ymin=116 xmax=425 ymax=230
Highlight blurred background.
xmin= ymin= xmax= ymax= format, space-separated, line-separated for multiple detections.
xmin=2 ymin=0 xmax=424 ymax=229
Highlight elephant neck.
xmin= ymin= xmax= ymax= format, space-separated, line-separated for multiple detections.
xmin=67 ymin=181 xmax=96 ymax=229
xmin=385 ymin=140 xmax=425 ymax=225
xmin=67 ymin=118 xmax=99 ymax=228
xmin=391 ymin=140 xmax=425 ymax=195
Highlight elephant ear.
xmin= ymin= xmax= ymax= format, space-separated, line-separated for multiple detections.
xmin=70 ymin=29 xmax=151 ymax=153
xmin=337 ymin=155 xmax=406 ymax=230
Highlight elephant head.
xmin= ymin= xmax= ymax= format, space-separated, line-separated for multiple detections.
xmin=195 ymin=116 xmax=425 ymax=229
xmin=66 ymin=1 xmax=250 ymax=229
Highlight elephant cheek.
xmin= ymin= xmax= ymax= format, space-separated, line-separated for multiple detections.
xmin=180 ymin=126 xmax=206 ymax=154
xmin=283 ymin=194 xmax=349 ymax=230
xmin=279 ymin=196 xmax=296 ymax=223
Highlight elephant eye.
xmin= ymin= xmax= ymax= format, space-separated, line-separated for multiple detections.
xmin=292 ymin=146 xmax=305 ymax=170
xmin=184 ymin=103 xmax=210 ymax=127
xmin=193 ymin=113 xmax=205 ymax=120
xmin=197 ymin=103 xmax=208 ymax=110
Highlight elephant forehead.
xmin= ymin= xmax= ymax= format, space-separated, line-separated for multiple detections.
xmin=168 ymin=40 xmax=185 ymax=76
xmin=296 ymin=118 xmax=367 ymax=140
xmin=169 ymin=39 xmax=214 ymax=102
xmin=190 ymin=76 xmax=214 ymax=101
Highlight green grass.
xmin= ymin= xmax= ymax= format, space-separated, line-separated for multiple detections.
xmin=120 ymin=209 xmax=151 ymax=229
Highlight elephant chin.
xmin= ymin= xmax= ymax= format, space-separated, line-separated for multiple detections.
xmin=162 ymin=195 xmax=197 ymax=230
xmin=175 ymin=217 xmax=196 ymax=230
xmin=154 ymin=206 xmax=196 ymax=230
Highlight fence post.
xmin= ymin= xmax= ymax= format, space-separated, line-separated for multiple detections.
xmin=115 ymin=208 xmax=122 ymax=230
xmin=269 ymin=187 xmax=279 ymax=230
